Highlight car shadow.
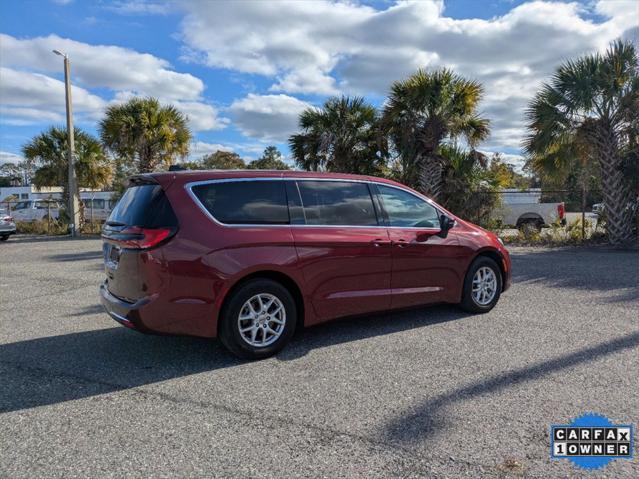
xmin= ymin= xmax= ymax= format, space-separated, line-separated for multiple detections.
xmin=0 ymin=305 xmax=466 ymax=414
xmin=380 ymin=330 xmax=639 ymax=445
xmin=511 ymin=247 xmax=639 ymax=303
xmin=7 ymin=235 xmax=99 ymax=244
xmin=279 ymin=304 xmax=467 ymax=361
xmin=0 ymin=327 xmax=240 ymax=414
xmin=70 ymin=304 xmax=105 ymax=316
xmin=49 ymin=250 xmax=103 ymax=262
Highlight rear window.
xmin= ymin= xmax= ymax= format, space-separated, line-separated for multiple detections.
xmin=108 ymin=185 xmax=177 ymax=227
xmin=191 ymin=180 xmax=289 ymax=225
xmin=297 ymin=181 xmax=378 ymax=226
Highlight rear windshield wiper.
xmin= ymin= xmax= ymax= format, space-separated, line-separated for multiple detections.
xmin=105 ymin=220 xmax=126 ymax=227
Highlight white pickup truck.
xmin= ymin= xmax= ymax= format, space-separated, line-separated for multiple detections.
xmin=491 ymin=189 xmax=566 ymax=231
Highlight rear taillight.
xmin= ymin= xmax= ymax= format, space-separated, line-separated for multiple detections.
xmin=1 ymin=216 xmax=12 ymax=222
xmin=557 ymin=202 xmax=565 ymax=219
xmin=104 ymin=227 xmax=175 ymax=249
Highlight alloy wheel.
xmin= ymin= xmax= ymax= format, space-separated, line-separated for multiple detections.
xmin=237 ymin=293 xmax=286 ymax=347
xmin=472 ymin=266 xmax=497 ymax=306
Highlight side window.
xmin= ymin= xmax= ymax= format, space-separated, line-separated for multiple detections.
xmin=85 ymin=199 xmax=105 ymax=209
xmin=297 ymin=181 xmax=378 ymax=226
xmin=377 ymin=185 xmax=440 ymax=228
xmin=191 ymin=180 xmax=289 ymax=225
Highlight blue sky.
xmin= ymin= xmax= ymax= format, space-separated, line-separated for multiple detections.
xmin=1 ymin=0 xmax=638 ymax=168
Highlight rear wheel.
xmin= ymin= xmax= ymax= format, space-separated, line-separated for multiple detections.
xmin=518 ymin=219 xmax=542 ymax=234
xmin=218 ymin=279 xmax=297 ymax=359
xmin=460 ymin=256 xmax=502 ymax=313
xmin=0 ymin=235 xmax=9 ymax=241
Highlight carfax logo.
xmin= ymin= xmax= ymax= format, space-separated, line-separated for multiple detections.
xmin=551 ymin=413 xmax=634 ymax=470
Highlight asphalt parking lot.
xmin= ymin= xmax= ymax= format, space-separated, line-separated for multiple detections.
xmin=1 ymin=237 xmax=638 ymax=478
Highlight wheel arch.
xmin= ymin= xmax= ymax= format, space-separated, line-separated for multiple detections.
xmin=516 ymin=213 xmax=544 ymax=227
xmin=471 ymin=248 xmax=507 ymax=292
xmin=217 ymin=270 xmax=306 ymax=335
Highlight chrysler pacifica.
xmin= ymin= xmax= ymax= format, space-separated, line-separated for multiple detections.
xmin=100 ymin=170 xmax=511 ymax=359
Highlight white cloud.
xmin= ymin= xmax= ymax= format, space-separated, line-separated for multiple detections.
xmin=0 ymin=67 xmax=106 ymax=125
xmin=174 ymin=101 xmax=230 ymax=131
xmin=228 ymin=94 xmax=311 ymax=141
xmin=180 ymin=0 xmax=639 ymax=150
xmin=1 ymin=33 xmax=203 ymax=101
xmin=105 ymin=1 xmax=173 ymax=15
xmin=187 ymin=141 xmax=234 ymax=160
xmin=0 ymin=34 xmax=226 ymax=132
xmin=0 ymin=151 xmax=24 ymax=165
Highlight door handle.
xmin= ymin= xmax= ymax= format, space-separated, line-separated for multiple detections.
xmin=393 ymin=238 xmax=408 ymax=248
xmin=371 ymin=238 xmax=391 ymax=247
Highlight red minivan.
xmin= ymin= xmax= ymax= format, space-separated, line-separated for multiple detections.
xmin=101 ymin=170 xmax=511 ymax=359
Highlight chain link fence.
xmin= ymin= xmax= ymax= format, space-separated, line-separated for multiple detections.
xmin=1 ymin=198 xmax=111 ymax=235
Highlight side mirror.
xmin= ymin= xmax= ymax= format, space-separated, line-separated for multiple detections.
xmin=437 ymin=214 xmax=455 ymax=238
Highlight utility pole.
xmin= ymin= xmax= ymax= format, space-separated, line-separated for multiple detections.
xmin=53 ymin=49 xmax=80 ymax=237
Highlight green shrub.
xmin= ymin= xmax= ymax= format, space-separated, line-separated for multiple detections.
xmin=16 ymin=220 xmax=68 ymax=235
xmin=80 ymin=221 xmax=103 ymax=235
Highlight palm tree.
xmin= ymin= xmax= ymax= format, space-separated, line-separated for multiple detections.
xmin=526 ymin=122 xmax=600 ymax=237
xmin=382 ymin=68 xmax=489 ymax=200
xmin=524 ymin=40 xmax=639 ymax=244
xmin=438 ymin=145 xmax=497 ymax=224
xmin=100 ymin=97 xmax=191 ymax=173
xmin=289 ymin=96 xmax=386 ymax=175
xmin=22 ymin=127 xmax=112 ymax=220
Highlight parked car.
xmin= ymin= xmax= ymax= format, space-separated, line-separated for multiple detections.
xmin=10 ymin=199 xmax=61 ymax=222
xmin=100 ymin=171 xmax=512 ymax=359
xmin=0 ymin=209 xmax=16 ymax=241
xmin=491 ymin=189 xmax=566 ymax=231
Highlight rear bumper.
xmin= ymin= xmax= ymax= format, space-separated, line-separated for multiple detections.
xmin=0 ymin=225 xmax=16 ymax=235
xmin=99 ymin=282 xmax=155 ymax=333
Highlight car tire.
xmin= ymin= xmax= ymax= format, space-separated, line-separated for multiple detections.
xmin=518 ymin=219 xmax=542 ymax=234
xmin=218 ymin=278 xmax=297 ymax=360
xmin=459 ymin=256 xmax=502 ymax=313
xmin=0 ymin=235 xmax=9 ymax=241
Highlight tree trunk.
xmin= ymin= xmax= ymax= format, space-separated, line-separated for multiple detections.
xmin=418 ymin=152 xmax=444 ymax=201
xmin=61 ymin=182 xmax=85 ymax=228
xmin=597 ymin=129 xmax=634 ymax=245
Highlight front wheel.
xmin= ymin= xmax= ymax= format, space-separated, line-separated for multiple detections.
xmin=218 ymin=279 xmax=297 ymax=359
xmin=460 ymin=257 xmax=502 ymax=313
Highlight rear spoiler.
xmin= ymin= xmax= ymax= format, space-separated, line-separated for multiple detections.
xmin=127 ymin=175 xmax=159 ymax=187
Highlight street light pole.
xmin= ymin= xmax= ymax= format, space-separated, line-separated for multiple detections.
xmin=53 ymin=49 xmax=80 ymax=237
